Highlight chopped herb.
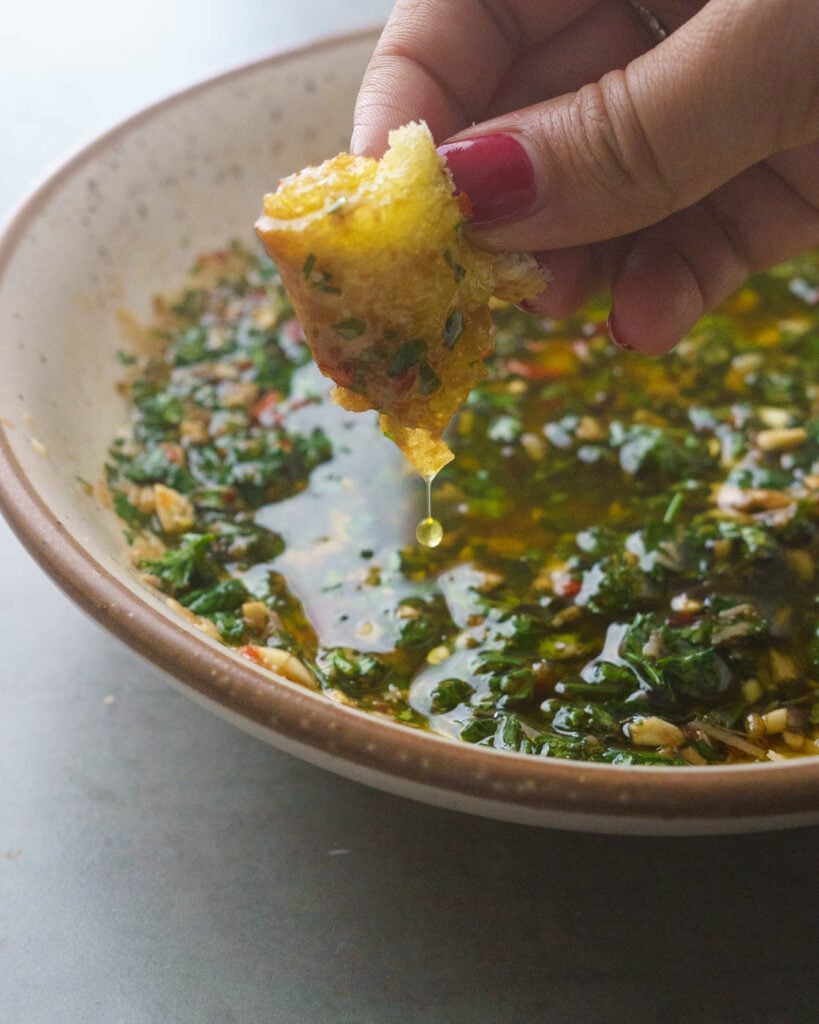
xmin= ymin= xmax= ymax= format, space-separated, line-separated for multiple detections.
xmin=138 ymin=532 xmax=217 ymax=594
xmin=113 ymin=492 xmax=147 ymax=529
xmin=170 ymin=288 xmax=208 ymax=319
xmin=122 ymin=447 xmax=195 ymax=493
xmin=302 ymin=255 xmax=341 ymax=294
xmin=181 ymin=578 xmax=249 ymax=615
xmin=460 ymin=718 xmax=498 ymax=743
xmin=388 ymin=338 xmax=428 ymax=377
xmin=662 ymin=491 xmax=685 ymax=524
xmin=332 ymin=317 xmax=367 ymax=341
xmin=429 ymin=678 xmax=475 ymax=713
xmin=443 ymin=308 xmax=464 ymax=350
xmin=316 ymin=278 xmax=342 ymax=295
xmin=443 ymin=249 xmax=467 ymax=283
xmin=417 ymin=360 xmax=441 ymax=395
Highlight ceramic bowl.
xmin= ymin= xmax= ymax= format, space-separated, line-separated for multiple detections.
xmin=1 ymin=29 xmax=817 ymax=834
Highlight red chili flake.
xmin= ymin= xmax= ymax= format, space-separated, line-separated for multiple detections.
xmin=553 ymin=575 xmax=582 ymax=599
xmin=160 ymin=442 xmax=185 ymax=464
xmin=506 ymin=358 xmax=565 ymax=381
xmin=237 ymin=645 xmax=263 ymax=665
xmin=666 ymin=611 xmax=699 ymax=628
xmin=251 ymin=390 xmax=282 ymax=426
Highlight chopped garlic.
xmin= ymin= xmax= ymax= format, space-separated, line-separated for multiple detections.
xmin=426 ymin=645 xmax=451 ymax=665
xmin=761 ymin=708 xmax=789 ymax=735
xmin=625 ymin=716 xmax=684 ymax=748
xmin=153 ymin=484 xmax=194 ymax=533
xmin=239 ymin=645 xmax=316 ymax=688
xmin=755 ymin=427 xmax=807 ymax=452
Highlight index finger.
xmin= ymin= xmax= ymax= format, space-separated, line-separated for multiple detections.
xmin=351 ymin=0 xmax=600 ymax=155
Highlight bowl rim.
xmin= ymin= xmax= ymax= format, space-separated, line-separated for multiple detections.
xmin=1 ymin=29 xmax=818 ymax=829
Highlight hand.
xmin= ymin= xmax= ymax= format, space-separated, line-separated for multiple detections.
xmin=352 ymin=0 xmax=819 ymax=353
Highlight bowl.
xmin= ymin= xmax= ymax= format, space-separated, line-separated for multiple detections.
xmin=1 ymin=29 xmax=817 ymax=835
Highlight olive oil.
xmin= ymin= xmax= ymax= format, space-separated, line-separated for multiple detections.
xmin=416 ymin=516 xmax=444 ymax=547
xmin=416 ymin=473 xmax=443 ymax=547
xmin=108 ymin=242 xmax=819 ymax=765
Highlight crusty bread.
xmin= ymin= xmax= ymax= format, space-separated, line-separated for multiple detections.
xmin=256 ymin=122 xmax=546 ymax=477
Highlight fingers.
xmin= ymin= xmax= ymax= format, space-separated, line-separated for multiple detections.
xmin=352 ymin=0 xmax=707 ymax=156
xmin=351 ymin=0 xmax=520 ymax=156
xmin=352 ymin=0 xmax=819 ymax=358
xmin=351 ymin=0 xmax=602 ymax=156
xmin=608 ymin=155 xmax=819 ymax=353
xmin=607 ymin=231 xmax=729 ymax=357
xmin=524 ymin=246 xmax=606 ymax=319
xmin=522 ymin=137 xmax=819 ymax=353
xmin=443 ymin=0 xmax=819 ymax=252
xmin=484 ymin=0 xmax=668 ymax=119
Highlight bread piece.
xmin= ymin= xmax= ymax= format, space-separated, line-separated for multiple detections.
xmin=255 ymin=122 xmax=546 ymax=477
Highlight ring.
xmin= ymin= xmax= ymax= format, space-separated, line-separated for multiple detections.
xmin=628 ymin=1 xmax=670 ymax=44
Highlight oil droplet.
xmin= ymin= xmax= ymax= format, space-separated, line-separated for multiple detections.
xmin=416 ymin=472 xmax=444 ymax=547
xmin=416 ymin=516 xmax=443 ymax=548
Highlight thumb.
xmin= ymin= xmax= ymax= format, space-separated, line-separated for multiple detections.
xmin=439 ymin=0 xmax=818 ymax=252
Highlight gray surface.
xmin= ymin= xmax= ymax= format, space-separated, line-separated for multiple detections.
xmin=2 ymin=3 xmax=818 ymax=1022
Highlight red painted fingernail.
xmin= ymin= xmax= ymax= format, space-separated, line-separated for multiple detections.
xmin=607 ymin=310 xmax=636 ymax=350
xmin=438 ymin=134 xmax=537 ymax=225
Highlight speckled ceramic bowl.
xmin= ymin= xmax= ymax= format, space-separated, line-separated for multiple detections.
xmin=1 ymin=30 xmax=817 ymax=834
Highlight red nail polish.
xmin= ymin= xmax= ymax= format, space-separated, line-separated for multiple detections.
xmin=438 ymin=134 xmax=537 ymax=225
xmin=607 ymin=311 xmax=635 ymax=351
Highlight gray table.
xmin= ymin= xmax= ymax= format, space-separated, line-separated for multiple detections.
xmin=2 ymin=3 xmax=817 ymax=1021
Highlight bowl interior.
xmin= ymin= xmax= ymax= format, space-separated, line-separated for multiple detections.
xmin=2 ymin=30 xmax=818 ymax=834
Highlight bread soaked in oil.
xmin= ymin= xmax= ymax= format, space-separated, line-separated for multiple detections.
xmin=255 ymin=122 xmax=546 ymax=477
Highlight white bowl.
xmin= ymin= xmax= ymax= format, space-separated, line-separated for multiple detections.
xmin=2 ymin=29 xmax=818 ymax=834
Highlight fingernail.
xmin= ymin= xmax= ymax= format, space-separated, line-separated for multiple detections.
xmin=606 ymin=310 xmax=636 ymax=350
xmin=438 ymin=134 xmax=537 ymax=225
